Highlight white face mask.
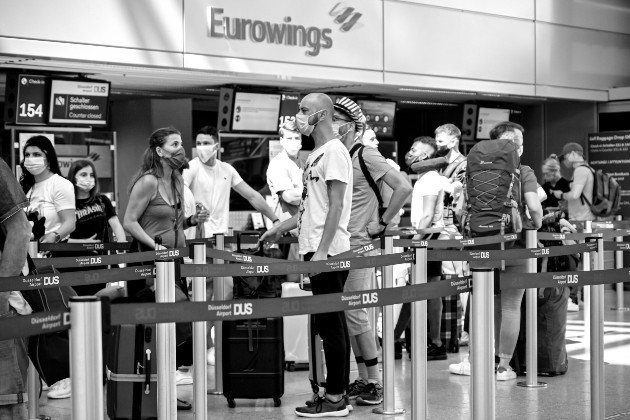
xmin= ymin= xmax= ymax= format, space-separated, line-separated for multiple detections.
xmin=295 ymin=110 xmax=323 ymax=136
xmin=24 ymin=157 xmax=47 ymax=176
xmin=76 ymin=178 xmax=95 ymax=192
xmin=196 ymin=144 xmax=217 ymax=163
xmin=280 ymin=138 xmax=302 ymax=157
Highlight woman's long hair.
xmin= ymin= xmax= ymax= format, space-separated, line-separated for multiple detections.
xmin=128 ymin=126 xmax=184 ymax=198
xmin=67 ymin=159 xmax=100 ymax=204
xmin=19 ymin=135 xmax=61 ymax=193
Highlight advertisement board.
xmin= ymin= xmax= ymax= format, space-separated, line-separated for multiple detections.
xmin=587 ymin=131 xmax=630 ymax=218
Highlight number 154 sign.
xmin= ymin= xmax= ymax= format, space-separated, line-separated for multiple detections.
xmin=16 ymin=74 xmax=48 ymax=125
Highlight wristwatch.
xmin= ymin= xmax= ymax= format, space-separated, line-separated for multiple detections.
xmin=51 ymin=231 xmax=61 ymax=242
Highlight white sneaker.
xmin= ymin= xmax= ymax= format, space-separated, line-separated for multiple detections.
xmin=567 ymin=300 xmax=579 ymax=312
xmin=449 ymin=356 xmax=471 ymax=376
xmin=207 ymin=347 xmax=215 ymax=365
xmin=460 ymin=331 xmax=469 ymax=347
xmin=175 ymin=370 xmax=193 ymax=386
xmin=496 ymin=367 xmax=516 ymax=381
xmin=47 ymin=378 xmax=71 ymax=399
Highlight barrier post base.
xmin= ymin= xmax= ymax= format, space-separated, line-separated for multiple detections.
xmin=610 ymin=307 xmax=630 ymax=311
xmin=208 ymin=390 xmax=224 ymax=395
xmin=372 ymin=407 xmax=406 ymax=415
xmin=516 ymin=381 xmax=547 ymax=389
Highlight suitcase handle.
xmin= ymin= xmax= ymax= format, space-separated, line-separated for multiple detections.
xmin=144 ymin=349 xmax=152 ymax=394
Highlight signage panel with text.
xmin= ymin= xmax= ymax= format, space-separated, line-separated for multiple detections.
xmin=48 ymin=79 xmax=110 ymax=126
xmin=588 ymin=131 xmax=630 ymax=218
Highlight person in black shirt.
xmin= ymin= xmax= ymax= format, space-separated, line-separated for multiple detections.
xmin=540 ymin=154 xmax=571 ymax=212
xmin=66 ymin=159 xmax=127 ymax=295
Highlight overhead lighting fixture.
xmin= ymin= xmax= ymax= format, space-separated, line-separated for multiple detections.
xmin=400 ymin=100 xmax=458 ymax=107
xmin=398 ymin=87 xmax=476 ymax=96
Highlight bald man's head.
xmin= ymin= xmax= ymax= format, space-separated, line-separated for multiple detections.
xmin=301 ymin=93 xmax=333 ymax=121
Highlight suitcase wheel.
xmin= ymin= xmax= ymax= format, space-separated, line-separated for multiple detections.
xmin=274 ymin=398 xmax=281 ymax=407
xmin=227 ymin=398 xmax=236 ymax=408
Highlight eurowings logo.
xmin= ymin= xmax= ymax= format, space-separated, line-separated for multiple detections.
xmin=329 ymin=3 xmax=363 ymax=32
xmin=207 ymin=7 xmax=333 ymax=56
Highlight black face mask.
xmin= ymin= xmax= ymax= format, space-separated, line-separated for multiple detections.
xmin=435 ymin=146 xmax=449 ymax=158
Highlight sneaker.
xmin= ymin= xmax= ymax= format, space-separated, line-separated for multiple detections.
xmin=356 ymin=382 xmax=383 ymax=406
xmin=295 ymin=395 xmax=349 ymax=418
xmin=177 ymin=398 xmax=192 ymax=410
xmin=427 ymin=343 xmax=447 ymax=361
xmin=175 ymin=370 xmax=193 ymax=386
xmin=307 ymin=394 xmax=353 ymax=412
xmin=496 ymin=367 xmax=517 ymax=381
xmin=460 ymin=331 xmax=469 ymax=347
xmin=47 ymin=378 xmax=71 ymax=399
xmin=344 ymin=394 xmax=353 ymax=412
xmin=346 ymin=377 xmax=367 ymax=400
xmin=567 ymin=300 xmax=579 ymax=312
xmin=207 ymin=347 xmax=215 ymax=365
xmin=449 ymin=356 xmax=471 ymax=376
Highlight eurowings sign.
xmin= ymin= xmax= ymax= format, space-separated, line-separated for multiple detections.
xmin=185 ymin=0 xmax=382 ymax=70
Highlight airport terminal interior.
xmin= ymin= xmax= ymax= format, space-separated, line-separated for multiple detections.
xmin=2 ymin=1 xmax=630 ymax=419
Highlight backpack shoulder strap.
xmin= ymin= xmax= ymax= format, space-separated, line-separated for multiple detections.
xmin=356 ymin=146 xmax=384 ymax=208
xmin=576 ymin=163 xmax=595 ymax=206
xmin=349 ymin=143 xmax=363 ymax=158
xmin=442 ymin=154 xmax=466 ymax=180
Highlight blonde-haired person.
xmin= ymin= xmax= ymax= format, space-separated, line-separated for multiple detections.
xmin=541 ymin=154 xmax=570 ymax=212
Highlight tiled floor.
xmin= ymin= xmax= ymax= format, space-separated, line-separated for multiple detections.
xmin=37 ymin=287 xmax=630 ymax=419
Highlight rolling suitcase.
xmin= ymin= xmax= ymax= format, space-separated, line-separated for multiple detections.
xmin=223 ymin=317 xmax=284 ymax=408
xmin=106 ymin=324 xmax=157 ymax=420
xmin=281 ymin=282 xmax=310 ymax=371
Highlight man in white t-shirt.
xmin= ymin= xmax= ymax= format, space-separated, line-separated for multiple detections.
xmin=266 ymin=120 xmax=303 ymax=281
xmin=408 ymin=136 xmax=451 ymax=361
xmin=552 ymin=142 xmax=595 ymax=221
xmin=183 ymin=126 xmax=278 ymax=236
xmin=262 ymin=93 xmax=353 ymax=418
xmin=182 ymin=126 xmax=278 ymax=366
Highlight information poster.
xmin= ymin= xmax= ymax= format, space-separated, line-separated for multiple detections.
xmin=49 ymin=79 xmax=110 ymax=126
xmin=588 ymin=131 xmax=630 ymax=218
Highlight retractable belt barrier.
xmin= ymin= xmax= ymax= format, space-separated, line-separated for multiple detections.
xmin=38 ymin=242 xmax=132 ymax=251
xmin=30 ymin=247 xmax=188 ymax=268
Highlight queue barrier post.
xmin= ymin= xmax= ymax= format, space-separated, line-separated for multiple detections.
xmin=583 ymin=221 xmax=592 ymax=346
xmin=470 ymin=268 xmax=495 ymax=420
xmin=373 ymin=235 xmax=405 ymax=416
xmin=612 ymin=215 xmax=629 ymax=311
xmin=518 ymin=229 xmax=547 ymax=389
xmin=69 ymin=296 xmax=103 ymax=420
xmin=591 ymin=236 xmax=605 ymax=420
xmin=411 ymin=245 xmax=427 ymax=420
xmin=209 ymin=233 xmax=225 ymax=395
xmin=27 ymin=241 xmax=47 ymax=420
xmin=155 ymin=259 xmax=177 ymax=420
xmin=191 ymin=243 xmax=208 ymax=419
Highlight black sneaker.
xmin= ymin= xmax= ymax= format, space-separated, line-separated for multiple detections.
xmin=427 ymin=342 xmax=447 ymax=361
xmin=356 ymin=382 xmax=383 ymax=406
xmin=346 ymin=377 xmax=367 ymax=400
xmin=295 ymin=395 xmax=349 ymax=418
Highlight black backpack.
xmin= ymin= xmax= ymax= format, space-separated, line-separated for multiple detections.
xmin=578 ymin=164 xmax=621 ymax=217
xmin=462 ymin=139 xmax=523 ymax=238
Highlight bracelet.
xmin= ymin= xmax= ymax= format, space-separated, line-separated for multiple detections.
xmin=272 ymin=219 xmax=280 ymax=224
xmin=51 ymin=231 xmax=61 ymax=243
xmin=187 ymin=215 xmax=198 ymax=227
xmin=379 ymin=218 xmax=388 ymax=227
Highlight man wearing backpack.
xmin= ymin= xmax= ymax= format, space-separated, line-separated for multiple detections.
xmin=551 ymin=142 xmax=596 ymax=221
xmin=333 ymin=97 xmax=412 ymax=406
